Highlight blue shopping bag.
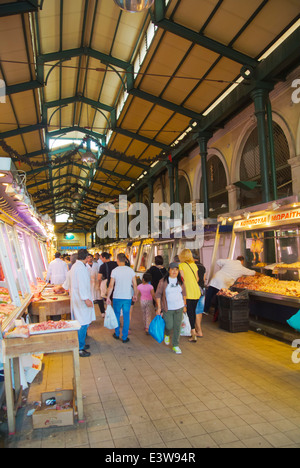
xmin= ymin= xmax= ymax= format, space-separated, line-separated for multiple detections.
xmin=149 ymin=315 xmax=165 ymax=343
xmin=287 ymin=310 xmax=300 ymax=332
xmin=196 ymin=295 xmax=205 ymax=315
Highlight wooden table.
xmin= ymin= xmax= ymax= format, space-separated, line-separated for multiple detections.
xmin=3 ymin=330 xmax=84 ymax=435
xmin=29 ymin=295 xmax=71 ymax=322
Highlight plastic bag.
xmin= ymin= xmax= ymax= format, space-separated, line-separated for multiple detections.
xmin=287 ymin=309 xmax=300 ymax=331
xmin=104 ymin=305 xmax=118 ymax=329
xmin=196 ymin=296 xmax=205 ymax=315
xmin=149 ymin=315 xmax=165 ymax=343
xmin=180 ymin=313 xmax=191 ymax=336
xmin=100 ymin=279 xmax=107 ymax=298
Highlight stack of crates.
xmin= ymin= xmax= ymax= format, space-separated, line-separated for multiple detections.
xmin=218 ymin=291 xmax=249 ymax=332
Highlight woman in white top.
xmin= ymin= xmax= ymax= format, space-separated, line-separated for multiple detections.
xmin=156 ymin=263 xmax=187 ymax=354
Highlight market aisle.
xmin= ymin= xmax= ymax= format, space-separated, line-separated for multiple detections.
xmin=2 ymin=305 xmax=300 ymax=448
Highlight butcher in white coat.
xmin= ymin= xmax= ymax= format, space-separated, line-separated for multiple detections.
xmin=203 ymin=256 xmax=255 ymax=319
xmin=70 ymin=249 xmax=96 ymax=357
xmin=46 ymin=252 xmax=68 ymax=285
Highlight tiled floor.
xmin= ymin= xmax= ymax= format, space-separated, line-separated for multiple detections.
xmin=2 ymin=305 xmax=300 ymax=448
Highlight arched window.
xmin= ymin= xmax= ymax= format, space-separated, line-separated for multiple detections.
xmin=200 ymin=155 xmax=229 ymax=216
xmin=239 ymin=122 xmax=292 ymax=209
xmin=178 ymin=176 xmax=191 ymax=207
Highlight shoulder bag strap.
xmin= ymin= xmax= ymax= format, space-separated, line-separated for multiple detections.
xmin=185 ymin=262 xmax=201 ymax=294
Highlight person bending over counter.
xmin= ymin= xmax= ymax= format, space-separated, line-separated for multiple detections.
xmin=204 ymin=256 xmax=255 ymax=319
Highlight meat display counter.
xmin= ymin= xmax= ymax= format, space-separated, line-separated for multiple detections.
xmin=0 ymin=158 xmax=52 ymax=338
xmin=227 ymin=199 xmax=300 ymax=325
xmin=0 ymin=220 xmax=48 ymax=337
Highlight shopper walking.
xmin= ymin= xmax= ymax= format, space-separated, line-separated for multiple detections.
xmin=179 ymin=249 xmax=201 ymax=342
xmin=106 ymin=253 xmax=138 ymax=343
xmin=69 ymin=249 xmax=96 ymax=357
xmin=193 ymin=255 xmax=207 ymax=338
xmin=90 ymin=257 xmax=105 ymax=318
xmin=147 ymin=255 xmax=167 ymax=292
xmin=46 ymin=252 xmax=68 ymax=285
xmin=98 ymin=252 xmax=117 ymax=299
xmin=155 ymin=262 xmax=187 ymax=354
xmin=137 ymin=272 xmax=156 ymax=333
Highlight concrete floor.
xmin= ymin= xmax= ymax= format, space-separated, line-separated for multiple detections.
xmin=1 ymin=305 xmax=300 ymax=448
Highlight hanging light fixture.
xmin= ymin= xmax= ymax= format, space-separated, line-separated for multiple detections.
xmin=73 ymin=191 xmax=82 ymax=200
xmin=81 ymin=138 xmax=98 ymax=165
xmin=113 ymin=0 xmax=154 ymax=13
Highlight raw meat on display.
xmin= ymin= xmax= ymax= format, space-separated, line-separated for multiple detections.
xmin=30 ymin=320 xmax=72 ymax=332
xmin=217 ymin=289 xmax=239 ymax=298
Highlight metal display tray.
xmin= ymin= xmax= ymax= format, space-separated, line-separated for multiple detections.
xmin=233 ymin=288 xmax=300 ymax=308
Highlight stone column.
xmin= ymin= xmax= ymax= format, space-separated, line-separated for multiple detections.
xmin=288 ymin=155 xmax=300 ymax=196
xmin=197 ymin=132 xmax=212 ymax=219
xmin=167 ymin=162 xmax=175 ymax=206
xmin=226 ymin=184 xmax=239 ymax=212
xmin=174 ymin=163 xmax=179 ymax=204
xmin=147 ymin=179 xmax=154 ymax=234
xmin=250 ymin=85 xmax=273 ymax=203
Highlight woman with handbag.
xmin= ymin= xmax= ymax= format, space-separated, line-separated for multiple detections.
xmin=179 ymin=249 xmax=201 ymax=343
xmin=155 ymin=263 xmax=187 ymax=354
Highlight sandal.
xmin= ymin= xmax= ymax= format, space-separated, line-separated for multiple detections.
xmin=188 ymin=335 xmax=197 ymax=343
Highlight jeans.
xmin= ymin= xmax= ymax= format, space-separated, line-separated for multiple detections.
xmin=204 ymin=286 xmax=219 ymax=313
xmin=112 ymin=298 xmax=132 ymax=340
xmin=78 ymin=324 xmax=89 ymax=350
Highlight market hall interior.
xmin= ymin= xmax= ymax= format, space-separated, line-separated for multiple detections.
xmin=0 ymin=0 xmax=300 ymax=450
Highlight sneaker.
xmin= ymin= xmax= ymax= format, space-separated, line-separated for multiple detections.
xmin=112 ymin=333 xmax=119 ymax=340
xmin=164 ymin=335 xmax=170 ymax=346
xmin=122 ymin=337 xmax=130 ymax=343
xmin=172 ymin=346 xmax=182 ymax=354
xmin=79 ymin=349 xmax=91 ymax=358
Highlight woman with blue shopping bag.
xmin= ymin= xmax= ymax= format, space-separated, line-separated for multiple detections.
xmin=155 ymin=263 xmax=187 ymax=355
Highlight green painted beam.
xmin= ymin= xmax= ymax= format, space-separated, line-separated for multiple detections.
xmin=39 ymin=198 xmax=99 ymax=215
xmin=152 ymin=4 xmax=258 ymax=67
xmin=127 ymin=86 xmax=201 ymax=121
xmin=0 ymin=124 xmax=46 ymax=140
xmin=6 ymin=80 xmax=43 ymax=96
xmin=26 ymin=160 xmax=135 ymax=182
xmin=200 ymin=26 xmax=300 ymax=131
xmin=102 ymin=147 xmax=149 ymax=170
xmin=18 ymin=145 xmax=149 ymax=171
xmin=33 ymin=183 xmax=112 ymax=201
xmin=114 ymin=127 xmax=169 ymax=151
xmin=47 ymin=126 xmax=105 ymax=140
xmin=38 ymin=47 xmax=131 ymax=72
xmin=27 ymin=172 xmax=90 ymax=189
xmin=40 ymin=204 xmax=98 ymax=221
xmin=45 ymin=96 xmax=113 ymax=114
xmin=127 ymin=66 xmax=201 ymax=121
xmin=27 ymin=171 xmax=125 ymax=193
xmin=0 ymin=0 xmax=39 ymax=17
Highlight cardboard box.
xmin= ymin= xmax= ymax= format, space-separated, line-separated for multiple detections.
xmin=32 ymin=389 xmax=74 ymax=429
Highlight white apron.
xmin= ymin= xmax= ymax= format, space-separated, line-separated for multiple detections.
xmin=69 ymin=260 xmax=96 ymax=326
xmin=46 ymin=258 xmax=68 ymax=285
